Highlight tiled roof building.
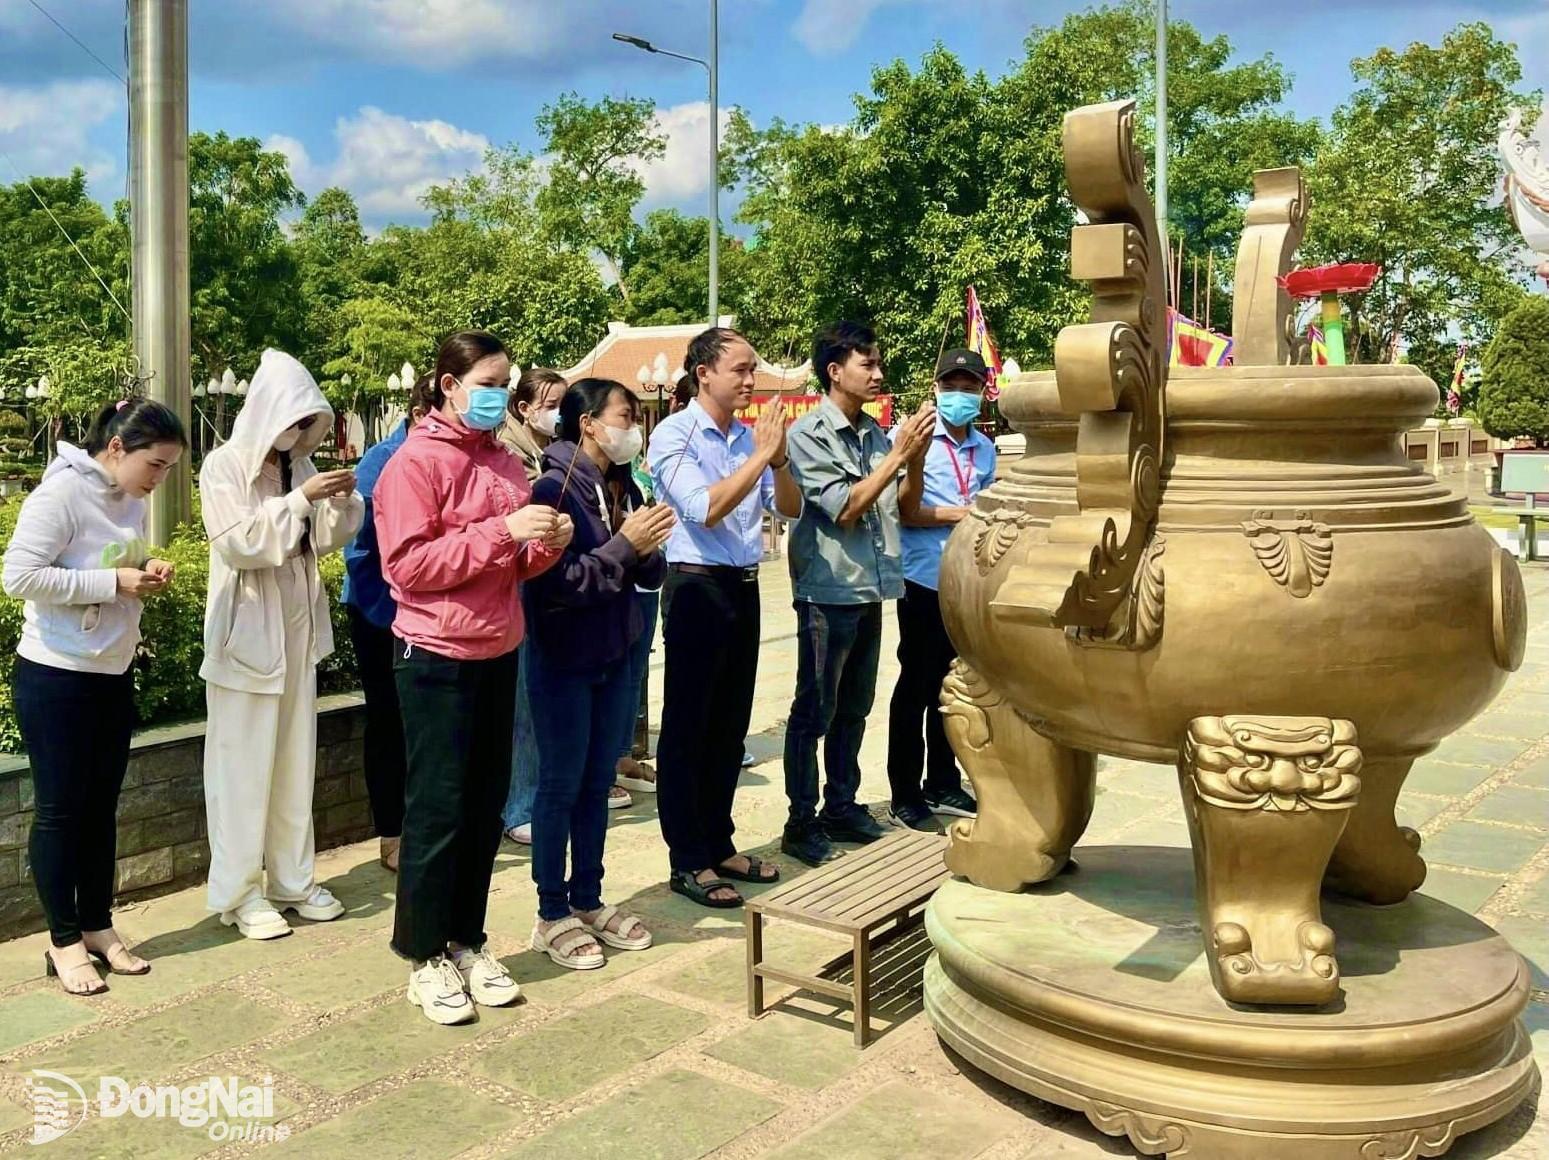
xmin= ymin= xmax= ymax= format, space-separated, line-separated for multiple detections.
xmin=556 ymin=317 xmax=813 ymax=402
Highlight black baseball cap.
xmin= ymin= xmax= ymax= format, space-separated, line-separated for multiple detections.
xmin=935 ymin=348 xmax=988 ymax=383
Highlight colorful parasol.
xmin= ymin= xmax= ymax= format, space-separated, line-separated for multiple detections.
xmin=1277 ymin=263 xmax=1380 ymax=367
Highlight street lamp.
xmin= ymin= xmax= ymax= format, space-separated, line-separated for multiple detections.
xmin=613 ymin=2 xmax=719 ymax=326
xmin=400 ymin=362 xmax=415 ymax=390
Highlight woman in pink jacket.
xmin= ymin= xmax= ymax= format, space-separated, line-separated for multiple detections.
xmin=374 ymin=331 xmax=571 ymax=1026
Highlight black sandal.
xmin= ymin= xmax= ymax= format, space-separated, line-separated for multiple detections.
xmin=715 ymin=855 xmax=780 ymax=885
xmin=669 ymin=869 xmax=744 ymax=909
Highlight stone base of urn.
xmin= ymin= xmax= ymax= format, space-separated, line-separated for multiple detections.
xmin=924 ymin=847 xmax=1538 ymax=1160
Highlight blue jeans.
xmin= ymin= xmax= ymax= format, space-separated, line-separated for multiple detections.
xmin=617 ymin=589 xmax=661 ymax=760
xmin=783 ymin=601 xmax=883 ymax=829
xmin=500 ymin=645 xmax=539 ymax=831
xmin=527 ymin=643 xmax=637 ymax=922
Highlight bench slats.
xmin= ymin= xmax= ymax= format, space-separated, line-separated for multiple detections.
xmin=749 ymin=831 xmax=949 ymax=934
xmin=783 ymin=840 xmax=944 ymax=914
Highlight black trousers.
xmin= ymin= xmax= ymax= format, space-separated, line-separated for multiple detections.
xmin=14 ymin=656 xmax=136 ymax=947
xmin=391 ymin=642 xmax=516 ymax=963
xmin=886 ymin=581 xmax=963 ymax=810
xmin=347 ymin=606 xmax=406 ymax=838
xmin=655 ymin=568 xmax=761 ymax=873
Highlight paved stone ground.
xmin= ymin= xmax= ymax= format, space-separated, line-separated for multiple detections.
xmin=0 ymin=563 xmax=1546 ymax=1159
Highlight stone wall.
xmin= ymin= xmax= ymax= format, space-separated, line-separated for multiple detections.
xmin=0 ymin=694 xmax=372 ymax=939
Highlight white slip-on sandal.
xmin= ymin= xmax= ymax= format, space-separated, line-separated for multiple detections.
xmin=530 ymin=916 xmax=605 ymax=970
xmin=575 ymin=904 xmax=653 ymax=951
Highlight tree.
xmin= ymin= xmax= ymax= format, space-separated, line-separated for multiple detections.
xmin=618 ymin=209 xmax=753 ymax=327
xmin=294 ymin=187 xmax=367 ymax=374
xmin=178 ymin=131 xmax=308 ymax=381
xmin=1477 ymin=297 xmax=1549 ymax=445
xmin=535 ymin=94 xmax=665 ymax=304
xmin=0 ymin=170 xmax=127 ymax=358
xmin=1303 ymin=23 xmax=1535 ymax=377
xmin=727 ymin=3 xmax=1320 ymax=390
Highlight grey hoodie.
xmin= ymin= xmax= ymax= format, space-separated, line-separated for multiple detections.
xmin=2 ymin=442 xmax=149 ymax=675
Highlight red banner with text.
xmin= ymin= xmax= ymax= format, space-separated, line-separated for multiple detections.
xmin=735 ymin=394 xmax=894 ymax=427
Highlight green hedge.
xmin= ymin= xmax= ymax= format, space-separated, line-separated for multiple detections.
xmin=0 ymin=495 xmax=359 ymax=754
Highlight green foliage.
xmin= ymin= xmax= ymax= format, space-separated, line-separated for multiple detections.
xmin=1477 ymin=297 xmax=1549 ymax=445
xmin=535 ymin=94 xmax=665 ymax=302
xmin=1303 ymin=23 xmax=1536 ymax=366
xmin=728 ymin=2 xmax=1322 ymax=388
xmin=0 ymin=497 xmax=358 ymax=754
xmin=179 ymin=132 xmax=308 ymax=382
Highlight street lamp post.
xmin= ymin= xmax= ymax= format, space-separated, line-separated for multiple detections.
xmin=613 ymin=0 xmax=720 ymax=326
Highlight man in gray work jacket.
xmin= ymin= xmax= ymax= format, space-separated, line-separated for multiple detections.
xmin=781 ymin=320 xmax=934 ymax=866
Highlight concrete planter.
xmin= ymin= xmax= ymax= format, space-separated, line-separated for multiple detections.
xmin=0 ymin=692 xmax=371 ymax=939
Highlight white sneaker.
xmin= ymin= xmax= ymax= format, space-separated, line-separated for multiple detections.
xmin=741 ymin=750 xmax=755 ymax=768
xmin=277 ymin=886 xmax=345 ymax=923
xmin=504 ymin=823 xmax=533 ymax=846
xmin=220 ymin=899 xmax=291 ymax=940
xmin=452 ymin=945 xmax=521 ymax=1007
xmin=406 ymin=956 xmax=476 ymax=1025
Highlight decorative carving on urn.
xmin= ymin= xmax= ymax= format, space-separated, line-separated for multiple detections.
xmin=1183 ymin=715 xmax=1362 ymax=813
xmin=1242 ymin=509 xmax=1334 ymax=597
xmin=991 ymin=99 xmax=1166 ymax=633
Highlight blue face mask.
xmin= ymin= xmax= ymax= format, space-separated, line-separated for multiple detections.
xmin=937 ymin=390 xmax=982 ymax=428
xmin=454 ymin=379 xmax=510 ymax=431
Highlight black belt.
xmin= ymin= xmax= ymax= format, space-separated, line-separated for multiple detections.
xmin=670 ymin=562 xmax=759 ymax=581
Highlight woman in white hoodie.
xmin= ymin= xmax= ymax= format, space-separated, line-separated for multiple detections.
xmin=2 ymin=398 xmax=187 ymax=995
xmin=199 ymin=349 xmax=363 ymax=940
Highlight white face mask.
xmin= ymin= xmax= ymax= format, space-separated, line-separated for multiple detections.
xmin=529 ymin=407 xmax=559 ymax=438
xmin=593 ymin=421 xmax=643 ymax=466
xmin=273 ymin=426 xmax=301 ymax=453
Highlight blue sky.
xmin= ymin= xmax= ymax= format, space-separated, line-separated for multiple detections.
xmin=0 ymin=0 xmax=1544 ymax=232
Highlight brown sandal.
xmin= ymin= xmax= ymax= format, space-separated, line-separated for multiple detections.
xmin=45 ymin=949 xmax=109 ymax=996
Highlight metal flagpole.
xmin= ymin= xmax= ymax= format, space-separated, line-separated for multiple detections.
xmin=708 ymin=0 xmax=719 ymax=326
xmin=1156 ymin=0 xmax=1168 ymax=289
xmin=129 ymin=0 xmax=192 ymax=543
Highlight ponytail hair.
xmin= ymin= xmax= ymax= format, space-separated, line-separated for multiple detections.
xmin=84 ymin=398 xmax=189 ymax=456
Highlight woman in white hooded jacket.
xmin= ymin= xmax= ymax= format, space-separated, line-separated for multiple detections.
xmin=1 ymin=398 xmax=187 ymax=995
xmin=200 ymin=349 xmax=363 ymax=940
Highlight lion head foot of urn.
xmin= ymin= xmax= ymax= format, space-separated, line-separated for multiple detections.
xmin=1180 ymin=715 xmax=1363 ymax=1007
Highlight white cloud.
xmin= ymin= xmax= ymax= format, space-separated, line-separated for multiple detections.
xmin=264 ymin=0 xmax=571 ymax=67
xmin=269 ymin=106 xmax=489 ymax=222
xmin=792 ymin=0 xmax=896 ymax=56
xmin=0 ymin=78 xmax=121 ymax=187
xmin=634 ymin=101 xmax=734 ymax=210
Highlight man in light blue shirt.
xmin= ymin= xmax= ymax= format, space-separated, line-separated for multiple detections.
xmin=781 ymin=320 xmax=935 ymax=866
xmin=887 ymin=349 xmax=997 ymax=830
xmin=647 ymin=327 xmax=802 ymax=909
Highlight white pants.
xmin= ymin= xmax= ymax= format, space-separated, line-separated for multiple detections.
xmin=204 ymin=556 xmax=320 ymax=914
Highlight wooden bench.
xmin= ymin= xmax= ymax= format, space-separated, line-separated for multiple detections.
xmin=745 ymin=829 xmax=949 ymax=1046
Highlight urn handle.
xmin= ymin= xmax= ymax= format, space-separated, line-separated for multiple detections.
xmin=991 ymin=100 xmax=1166 ymax=632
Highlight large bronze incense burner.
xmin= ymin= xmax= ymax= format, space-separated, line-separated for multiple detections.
xmin=924 ymin=99 xmax=1538 ymax=1160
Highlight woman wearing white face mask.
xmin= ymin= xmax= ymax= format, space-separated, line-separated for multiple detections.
xmin=522 ymin=378 xmax=675 ymax=969
xmin=199 ymin=349 xmax=363 ymax=940
xmin=493 ymin=367 xmax=623 ymax=844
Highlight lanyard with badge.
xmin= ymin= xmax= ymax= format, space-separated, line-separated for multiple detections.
xmin=941 ymin=436 xmax=977 ymax=503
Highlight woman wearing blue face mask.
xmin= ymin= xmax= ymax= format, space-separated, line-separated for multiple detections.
xmin=522 ymin=378 xmax=675 ymax=970
xmin=888 ymin=349 xmax=998 ymax=831
xmin=374 ymin=331 xmax=573 ymax=1025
